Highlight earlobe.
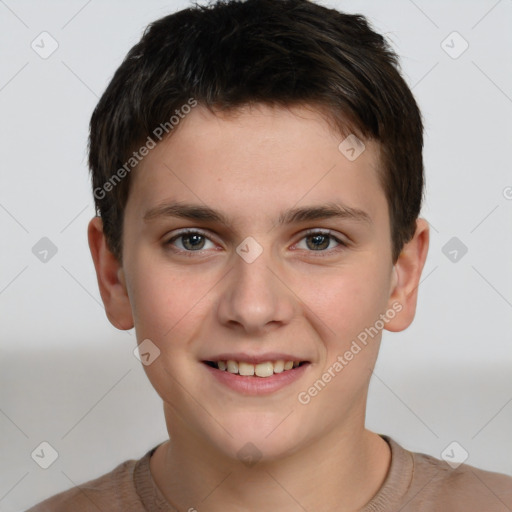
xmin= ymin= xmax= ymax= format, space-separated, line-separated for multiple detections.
xmin=87 ymin=217 xmax=134 ymax=330
xmin=385 ymin=218 xmax=429 ymax=332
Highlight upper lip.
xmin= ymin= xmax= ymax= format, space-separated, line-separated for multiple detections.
xmin=202 ymin=353 xmax=309 ymax=364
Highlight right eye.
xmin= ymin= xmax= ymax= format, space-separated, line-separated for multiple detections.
xmin=165 ymin=229 xmax=216 ymax=252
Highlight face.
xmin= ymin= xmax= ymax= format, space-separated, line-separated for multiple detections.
xmin=109 ymin=104 xmax=413 ymax=461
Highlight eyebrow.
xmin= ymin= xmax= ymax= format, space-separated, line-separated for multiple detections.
xmin=143 ymin=201 xmax=372 ymax=226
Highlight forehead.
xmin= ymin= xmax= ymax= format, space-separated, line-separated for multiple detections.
xmin=125 ymin=104 xmax=387 ymax=228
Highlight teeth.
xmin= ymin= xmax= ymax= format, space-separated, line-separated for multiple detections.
xmin=227 ymin=360 xmax=238 ymax=373
xmin=212 ymin=359 xmax=303 ymax=377
xmin=238 ymin=361 xmax=255 ymax=376
xmin=273 ymin=360 xmax=284 ymax=373
xmin=255 ymin=362 xmax=273 ymax=377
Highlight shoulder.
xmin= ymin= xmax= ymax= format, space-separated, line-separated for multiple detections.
xmin=25 ymin=457 xmax=143 ymax=512
xmin=409 ymin=449 xmax=512 ymax=510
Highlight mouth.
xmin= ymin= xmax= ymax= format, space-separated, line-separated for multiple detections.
xmin=202 ymin=359 xmax=310 ymax=378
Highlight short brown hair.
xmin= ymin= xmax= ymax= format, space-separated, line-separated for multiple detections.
xmin=89 ymin=0 xmax=424 ymax=264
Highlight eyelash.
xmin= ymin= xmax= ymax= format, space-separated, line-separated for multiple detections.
xmin=164 ymin=228 xmax=348 ymax=256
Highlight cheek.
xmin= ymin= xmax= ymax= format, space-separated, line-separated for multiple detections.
xmin=292 ymin=267 xmax=392 ymax=391
xmin=126 ymin=257 xmax=209 ymax=346
xmin=296 ymin=267 xmax=390 ymax=409
xmin=127 ymin=263 xmax=212 ymax=398
xmin=299 ymin=264 xmax=390 ymax=339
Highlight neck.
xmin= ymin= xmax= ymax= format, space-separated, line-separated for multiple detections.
xmin=150 ymin=411 xmax=391 ymax=512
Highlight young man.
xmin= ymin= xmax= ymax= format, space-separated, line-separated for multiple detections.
xmin=28 ymin=0 xmax=512 ymax=510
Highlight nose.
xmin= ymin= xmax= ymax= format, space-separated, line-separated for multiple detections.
xmin=216 ymin=243 xmax=295 ymax=336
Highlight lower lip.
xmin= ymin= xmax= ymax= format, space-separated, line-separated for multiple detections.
xmin=202 ymin=362 xmax=310 ymax=395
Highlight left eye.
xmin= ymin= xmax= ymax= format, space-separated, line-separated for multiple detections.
xmin=295 ymin=231 xmax=345 ymax=251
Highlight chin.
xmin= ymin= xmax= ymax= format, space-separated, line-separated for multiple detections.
xmin=210 ymin=412 xmax=310 ymax=463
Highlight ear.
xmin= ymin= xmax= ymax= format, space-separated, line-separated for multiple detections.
xmin=385 ymin=218 xmax=429 ymax=332
xmin=87 ymin=216 xmax=134 ymax=330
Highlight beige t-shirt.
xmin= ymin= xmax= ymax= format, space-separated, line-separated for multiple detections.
xmin=26 ymin=436 xmax=512 ymax=511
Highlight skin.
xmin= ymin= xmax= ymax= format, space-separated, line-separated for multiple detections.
xmin=88 ymin=104 xmax=429 ymax=511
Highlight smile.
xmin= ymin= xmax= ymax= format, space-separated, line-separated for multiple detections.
xmin=202 ymin=357 xmax=311 ymax=395
xmin=204 ymin=360 xmax=308 ymax=378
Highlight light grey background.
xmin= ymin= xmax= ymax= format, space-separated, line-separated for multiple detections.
xmin=1 ymin=0 xmax=511 ymax=510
